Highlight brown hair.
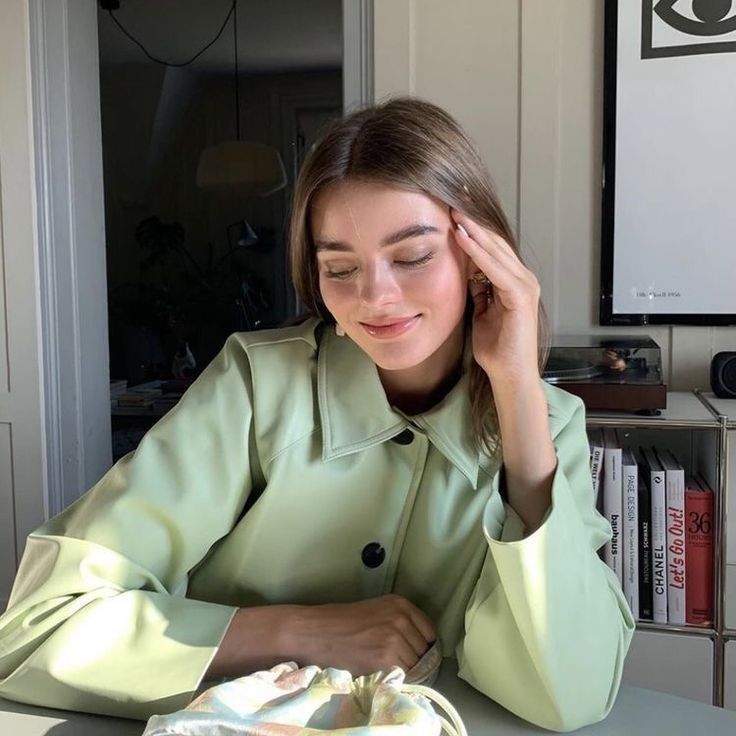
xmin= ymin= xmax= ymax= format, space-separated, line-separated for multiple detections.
xmin=288 ymin=96 xmax=549 ymax=457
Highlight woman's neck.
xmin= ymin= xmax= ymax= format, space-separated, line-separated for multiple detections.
xmin=377 ymin=324 xmax=465 ymax=416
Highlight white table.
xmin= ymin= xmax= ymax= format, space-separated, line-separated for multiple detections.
xmin=2 ymin=661 xmax=736 ymax=735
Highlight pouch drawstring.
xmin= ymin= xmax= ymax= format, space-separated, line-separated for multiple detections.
xmin=400 ymin=684 xmax=468 ymax=736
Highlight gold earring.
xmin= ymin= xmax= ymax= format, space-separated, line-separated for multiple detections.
xmin=335 ymin=324 xmax=345 ymax=337
xmin=469 ymin=271 xmax=490 ymax=285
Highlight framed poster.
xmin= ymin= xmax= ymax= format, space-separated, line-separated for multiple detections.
xmin=601 ymin=0 xmax=736 ymax=325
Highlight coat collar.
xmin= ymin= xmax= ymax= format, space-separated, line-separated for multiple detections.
xmin=316 ymin=323 xmax=490 ymax=488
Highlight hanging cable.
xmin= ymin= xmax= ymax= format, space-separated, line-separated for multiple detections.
xmin=233 ymin=0 xmax=241 ymax=139
xmin=105 ymin=0 xmax=237 ymax=68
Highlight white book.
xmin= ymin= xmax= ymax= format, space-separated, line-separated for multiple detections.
xmin=587 ymin=428 xmax=605 ymax=508
xmin=657 ymin=448 xmax=686 ymax=625
xmin=641 ymin=447 xmax=668 ymax=623
xmin=621 ymin=447 xmax=639 ymax=617
xmin=602 ymin=428 xmax=623 ymax=585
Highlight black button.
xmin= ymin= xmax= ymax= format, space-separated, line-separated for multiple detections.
xmin=361 ymin=542 xmax=386 ymax=568
xmin=392 ymin=428 xmax=414 ymax=445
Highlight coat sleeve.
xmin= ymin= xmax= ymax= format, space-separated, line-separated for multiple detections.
xmin=0 ymin=335 xmax=257 ymax=719
xmin=456 ymin=386 xmax=635 ymax=732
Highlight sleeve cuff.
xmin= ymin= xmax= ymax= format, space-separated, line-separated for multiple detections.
xmin=482 ymin=462 xmax=559 ymax=545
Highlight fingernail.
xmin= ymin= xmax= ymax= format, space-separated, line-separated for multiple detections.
xmin=456 ymin=223 xmax=468 ymax=237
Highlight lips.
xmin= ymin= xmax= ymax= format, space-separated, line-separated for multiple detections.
xmin=359 ymin=315 xmax=420 ymax=338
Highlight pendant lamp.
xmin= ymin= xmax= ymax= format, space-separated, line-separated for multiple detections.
xmin=196 ymin=1 xmax=286 ymax=196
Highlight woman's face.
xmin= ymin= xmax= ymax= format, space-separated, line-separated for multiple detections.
xmin=311 ymin=180 xmax=471 ymax=373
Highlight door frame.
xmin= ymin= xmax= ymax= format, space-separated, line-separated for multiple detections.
xmin=28 ymin=0 xmax=374 ymax=517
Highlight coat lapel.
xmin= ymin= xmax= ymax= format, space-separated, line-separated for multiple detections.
xmin=316 ymin=324 xmax=491 ymax=488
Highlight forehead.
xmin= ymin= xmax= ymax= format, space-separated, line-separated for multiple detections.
xmin=310 ymin=180 xmax=449 ymax=241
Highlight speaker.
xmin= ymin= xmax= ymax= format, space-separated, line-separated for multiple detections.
xmin=711 ymin=352 xmax=736 ymax=399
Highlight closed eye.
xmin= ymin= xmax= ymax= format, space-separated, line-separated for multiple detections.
xmin=324 ymin=266 xmax=357 ymax=280
xmin=395 ymin=252 xmax=435 ymax=268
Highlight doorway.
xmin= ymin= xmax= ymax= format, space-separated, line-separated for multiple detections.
xmin=31 ymin=0 xmax=373 ymax=514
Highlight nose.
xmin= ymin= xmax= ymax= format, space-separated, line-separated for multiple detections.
xmin=358 ymin=261 xmax=402 ymax=307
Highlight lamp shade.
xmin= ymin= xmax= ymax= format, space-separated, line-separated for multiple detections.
xmin=196 ymin=141 xmax=287 ymax=196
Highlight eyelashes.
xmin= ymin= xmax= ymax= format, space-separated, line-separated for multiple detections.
xmin=323 ymin=252 xmax=435 ymax=280
xmin=396 ymin=252 xmax=434 ymax=268
xmin=323 ymin=268 xmax=356 ymax=280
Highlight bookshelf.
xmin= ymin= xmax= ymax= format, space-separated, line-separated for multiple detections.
xmin=585 ymin=390 xmax=728 ymax=707
xmin=699 ymin=393 xmax=736 ymax=712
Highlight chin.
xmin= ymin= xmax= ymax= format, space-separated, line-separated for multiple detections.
xmin=353 ymin=338 xmax=443 ymax=372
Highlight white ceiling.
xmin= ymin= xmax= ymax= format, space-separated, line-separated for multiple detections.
xmin=97 ymin=0 xmax=343 ymax=73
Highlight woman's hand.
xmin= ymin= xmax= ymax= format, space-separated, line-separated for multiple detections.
xmin=206 ymin=595 xmax=436 ymax=680
xmin=451 ymin=208 xmax=556 ymax=531
xmin=289 ymin=594 xmax=436 ymax=675
xmin=451 ymin=208 xmax=541 ymax=385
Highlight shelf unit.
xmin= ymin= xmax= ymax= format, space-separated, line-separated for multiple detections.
xmin=699 ymin=393 xmax=736 ymax=711
xmin=585 ymin=390 xmax=728 ymax=706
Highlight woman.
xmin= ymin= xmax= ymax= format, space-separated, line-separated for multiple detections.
xmin=0 ymin=97 xmax=633 ymax=731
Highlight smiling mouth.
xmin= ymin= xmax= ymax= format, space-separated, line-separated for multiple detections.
xmin=359 ymin=315 xmax=421 ymax=338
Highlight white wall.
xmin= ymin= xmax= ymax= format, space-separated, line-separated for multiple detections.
xmin=374 ymin=0 xmax=736 ymax=389
xmin=0 ymin=0 xmax=47 ymax=608
xmin=34 ymin=0 xmax=112 ymax=516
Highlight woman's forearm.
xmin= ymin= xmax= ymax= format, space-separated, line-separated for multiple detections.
xmin=205 ymin=604 xmax=301 ymax=679
xmin=204 ymin=595 xmax=436 ymax=680
xmin=492 ymin=376 xmax=557 ymax=532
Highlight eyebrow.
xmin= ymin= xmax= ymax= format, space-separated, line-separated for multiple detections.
xmin=314 ymin=223 xmax=441 ymax=252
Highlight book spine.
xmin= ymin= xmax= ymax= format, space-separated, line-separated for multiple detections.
xmin=650 ymin=467 xmax=668 ymax=623
xmin=638 ymin=474 xmax=653 ymax=620
xmin=590 ymin=443 xmax=604 ymax=506
xmin=603 ymin=445 xmax=623 ymax=585
xmin=622 ymin=460 xmax=639 ymax=616
xmin=685 ymin=490 xmax=714 ymax=625
xmin=666 ymin=468 xmax=686 ymax=625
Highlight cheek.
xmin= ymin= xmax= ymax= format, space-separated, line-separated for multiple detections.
xmin=318 ymin=276 xmax=353 ymax=315
xmin=416 ymin=259 xmax=468 ymax=307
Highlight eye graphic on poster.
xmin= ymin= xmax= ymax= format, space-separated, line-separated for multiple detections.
xmin=601 ymin=0 xmax=736 ymax=326
xmin=643 ymin=0 xmax=736 ymax=57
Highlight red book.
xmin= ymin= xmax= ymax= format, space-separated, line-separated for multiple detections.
xmin=685 ymin=476 xmax=714 ymax=626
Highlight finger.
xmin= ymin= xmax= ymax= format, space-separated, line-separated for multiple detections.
xmin=452 ymin=210 xmax=527 ymax=276
xmin=402 ymin=602 xmax=437 ymax=645
xmin=381 ymin=594 xmax=436 ymax=645
xmin=381 ymin=633 xmax=420 ymax=673
xmin=451 ymin=208 xmax=520 ymax=261
xmin=459 ymin=229 xmax=527 ymax=282
xmin=457 ymin=229 xmax=521 ymax=295
xmin=395 ymin=616 xmax=433 ymax=658
xmin=396 ymin=642 xmax=421 ymax=672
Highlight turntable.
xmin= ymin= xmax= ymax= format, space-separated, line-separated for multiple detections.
xmin=543 ymin=335 xmax=666 ymax=413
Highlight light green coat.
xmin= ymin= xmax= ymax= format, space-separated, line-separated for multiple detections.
xmin=0 ymin=318 xmax=633 ymax=730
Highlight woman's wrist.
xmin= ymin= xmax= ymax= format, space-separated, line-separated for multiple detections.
xmin=490 ymin=371 xmax=556 ymax=531
xmin=205 ymin=604 xmax=306 ymax=679
xmin=485 ymin=365 xmax=542 ymax=397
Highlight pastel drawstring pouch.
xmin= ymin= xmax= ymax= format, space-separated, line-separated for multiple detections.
xmin=142 ymin=643 xmax=466 ymax=736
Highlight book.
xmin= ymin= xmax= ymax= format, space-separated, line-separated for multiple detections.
xmin=637 ymin=463 xmax=653 ymax=620
xmin=685 ymin=475 xmax=714 ymax=626
xmin=641 ymin=447 xmax=667 ymax=623
xmin=587 ymin=428 xmax=605 ymax=508
xmin=621 ymin=447 xmax=639 ymax=617
xmin=658 ymin=448 xmax=686 ymax=625
xmin=109 ymin=379 xmax=128 ymax=397
xmin=602 ymin=428 xmax=623 ymax=585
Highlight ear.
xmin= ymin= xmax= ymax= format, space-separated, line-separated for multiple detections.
xmin=462 ymin=251 xmax=476 ymax=280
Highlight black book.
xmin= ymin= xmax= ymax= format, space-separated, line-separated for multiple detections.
xmin=637 ymin=463 xmax=653 ymax=620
